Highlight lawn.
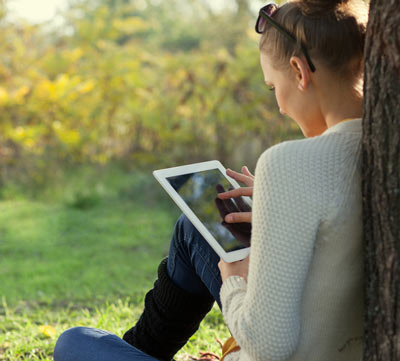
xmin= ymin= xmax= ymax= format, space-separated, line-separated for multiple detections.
xmin=0 ymin=170 xmax=230 ymax=360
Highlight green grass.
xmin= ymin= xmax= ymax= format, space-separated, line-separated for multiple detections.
xmin=0 ymin=297 xmax=228 ymax=361
xmin=0 ymin=170 xmax=230 ymax=360
xmin=0 ymin=199 xmax=176 ymax=305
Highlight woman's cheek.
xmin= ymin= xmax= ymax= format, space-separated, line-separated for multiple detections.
xmin=275 ymin=89 xmax=287 ymax=116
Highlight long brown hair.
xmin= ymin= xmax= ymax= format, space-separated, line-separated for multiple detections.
xmin=260 ymin=0 xmax=369 ymax=80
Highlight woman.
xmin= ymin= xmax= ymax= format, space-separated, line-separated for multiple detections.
xmin=54 ymin=0 xmax=368 ymax=360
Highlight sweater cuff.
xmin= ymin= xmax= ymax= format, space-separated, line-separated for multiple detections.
xmin=220 ymin=275 xmax=247 ymax=307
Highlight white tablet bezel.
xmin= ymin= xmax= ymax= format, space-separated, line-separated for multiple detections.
xmin=153 ymin=160 xmax=251 ymax=263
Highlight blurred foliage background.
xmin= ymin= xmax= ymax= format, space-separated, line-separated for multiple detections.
xmin=0 ymin=0 xmax=300 ymax=200
xmin=0 ymin=2 xmax=304 ymax=358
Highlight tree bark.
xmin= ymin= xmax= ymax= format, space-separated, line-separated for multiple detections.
xmin=362 ymin=0 xmax=400 ymax=360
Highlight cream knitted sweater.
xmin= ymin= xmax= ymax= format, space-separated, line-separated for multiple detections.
xmin=220 ymin=118 xmax=364 ymax=361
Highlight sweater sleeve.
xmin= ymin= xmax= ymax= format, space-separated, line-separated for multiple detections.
xmin=220 ymin=141 xmax=327 ymax=361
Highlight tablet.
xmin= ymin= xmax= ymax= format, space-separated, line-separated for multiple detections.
xmin=153 ymin=160 xmax=251 ymax=263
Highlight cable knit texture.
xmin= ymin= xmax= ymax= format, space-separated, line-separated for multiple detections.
xmin=220 ymin=118 xmax=364 ymax=361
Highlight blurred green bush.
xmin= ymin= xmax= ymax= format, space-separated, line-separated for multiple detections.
xmin=0 ymin=0 xmax=301 ymax=197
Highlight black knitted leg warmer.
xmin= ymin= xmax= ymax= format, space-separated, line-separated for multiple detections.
xmin=123 ymin=257 xmax=215 ymax=361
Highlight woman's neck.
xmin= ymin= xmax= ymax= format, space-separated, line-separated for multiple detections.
xmin=324 ymin=95 xmax=363 ymax=128
xmin=316 ymin=73 xmax=363 ymax=129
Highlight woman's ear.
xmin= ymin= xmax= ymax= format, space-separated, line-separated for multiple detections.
xmin=289 ymin=56 xmax=310 ymax=91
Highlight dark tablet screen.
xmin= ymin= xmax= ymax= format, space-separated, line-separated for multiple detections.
xmin=166 ymin=169 xmax=250 ymax=252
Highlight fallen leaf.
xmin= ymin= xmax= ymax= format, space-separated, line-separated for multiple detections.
xmin=38 ymin=325 xmax=56 ymax=338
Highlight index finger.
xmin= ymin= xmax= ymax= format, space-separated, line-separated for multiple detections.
xmin=217 ymin=187 xmax=253 ymax=199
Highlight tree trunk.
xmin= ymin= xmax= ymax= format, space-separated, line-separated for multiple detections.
xmin=362 ymin=0 xmax=400 ymax=360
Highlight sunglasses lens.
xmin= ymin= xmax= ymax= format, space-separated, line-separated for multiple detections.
xmin=264 ymin=3 xmax=276 ymax=16
xmin=256 ymin=4 xmax=278 ymax=33
xmin=256 ymin=17 xmax=267 ymax=33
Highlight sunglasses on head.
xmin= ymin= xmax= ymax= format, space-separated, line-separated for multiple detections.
xmin=255 ymin=3 xmax=316 ymax=72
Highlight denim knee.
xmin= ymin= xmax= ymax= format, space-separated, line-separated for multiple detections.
xmin=54 ymin=327 xmax=85 ymax=361
xmin=175 ymin=213 xmax=190 ymax=238
xmin=174 ymin=214 xmax=200 ymax=248
xmin=54 ymin=327 xmax=160 ymax=361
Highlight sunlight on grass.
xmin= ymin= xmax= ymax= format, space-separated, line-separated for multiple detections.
xmin=0 ymin=198 xmax=176 ymax=305
xmin=0 ymin=172 xmax=229 ymax=360
xmin=0 ymin=298 xmax=230 ymax=361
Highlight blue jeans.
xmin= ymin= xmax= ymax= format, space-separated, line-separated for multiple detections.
xmin=54 ymin=214 xmax=222 ymax=361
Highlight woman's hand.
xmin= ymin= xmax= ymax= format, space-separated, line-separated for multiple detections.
xmin=218 ymin=256 xmax=250 ymax=283
xmin=227 ymin=166 xmax=254 ymax=187
xmin=218 ymin=166 xmax=254 ymax=223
